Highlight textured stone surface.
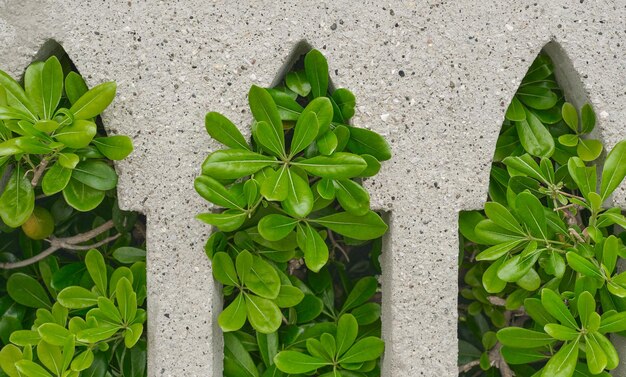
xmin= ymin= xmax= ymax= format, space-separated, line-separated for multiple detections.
xmin=0 ymin=1 xmax=625 ymax=376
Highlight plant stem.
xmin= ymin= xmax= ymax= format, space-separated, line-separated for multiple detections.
xmin=0 ymin=220 xmax=117 ymax=269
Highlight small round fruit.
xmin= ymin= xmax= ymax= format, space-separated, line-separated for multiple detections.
xmin=21 ymin=207 xmax=55 ymax=240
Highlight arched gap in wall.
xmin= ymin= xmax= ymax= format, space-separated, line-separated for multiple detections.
xmin=457 ymin=40 xmax=625 ymax=376
xmin=208 ymin=39 xmax=391 ymax=377
xmin=0 ymin=39 xmax=148 ymax=375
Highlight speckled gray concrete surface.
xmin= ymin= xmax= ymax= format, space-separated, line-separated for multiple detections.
xmin=0 ymin=1 xmax=625 ymax=376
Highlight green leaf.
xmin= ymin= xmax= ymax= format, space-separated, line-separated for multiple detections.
xmin=205 ymin=112 xmax=250 ymax=150
xmin=92 ymin=136 xmax=134 ymax=160
xmin=117 ymin=277 xmax=137 ymax=323
xmin=258 ymin=214 xmax=298 ymax=241
xmin=54 ymin=120 xmax=97 ymax=148
xmin=304 ymin=49 xmax=329 ymax=98
xmin=515 ymin=192 xmax=547 ymax=239
xmin=71 ymin=349 xmax=94 ymax=372
xmin=9 ymin=330 xmax=40 ymax=346
xmin=295 ymin=294 xmax=324 ymax=323
xmin=0 ymin=165 xmax=35 ymax=227
xmin=275 ymin=285 xmax=304 ymax=308
xmin=76 ymin=326 xmax=120 ymax=344
xmin=112 ymin=247 xmax=146 ymax=264
xmin=561 ymin=102 xmax=579 ymax=132
xmin=0 ymin=69 xmax=37 ymax=121
xmin=224 ymin=332 xmax=260 ymax=377
xmin=577 ymin=138 xmax=603 ymax=161
xmin=124 ymin=323 xmax=143 ymax=348
xmin=339 ymin=337 xmax=384 ymax=364
xmin=502 ymin=154 xmax=547 ymax=183
xmin=482 ymin=257 xmax=507 ymax=293
xmin=541 ymin=289 xmax=578 ymax=329
xmin=584 ymin=333 xmax=607 ymax=375
xmin=296 ymin=223 xmax=329 ymax=273
xmin=64 ymin=72 xmax=88 ymax=105
xmin=202 ymin=149 xmax=277 ymax=179
xmin=290 ymin=111 xmax=319 ymax=157
xmin=212 ymin=252 xmax=239 ymax=286
xmin=194 ymin=175 xmax=243 ymax=209
xmin=336 ymin=314 xmax=358 ymax=357
xmin=500 ymin=346 xmax=546 ymax=365
xmin=86 ymin=249 xmax=107 ymax=295
xmin=40 ymin=57 xmax=64 ymax=119
xmin=496 ymin=327 xmax=555 ymax=348
xmin=591 ymin=332 xmax=618 ymax=370
xmin=476 ymin=240 xmax=524 ymax=261
xmin=332 ymin=88 xmax=356 ymax=122
xmin=558 ymin=134 xmax=579 ymax=147
xmin=219 ymin=293 xmax=247 ymax=332
xmin=7 ymin=273 xmax=51 ymax=309
xmin=249 ymin=85 xmax=284 ymax=149
xmin=255 ymin=121 xmax=286 ymax=158
xmin=359 ymin=154 xmax=381 ymax=177
xmin=244 ymin=255 xmax=280 ymax=299
xmin=581 ymin=103 xmax=596 ymax=133
xmin=245 ymin=293 xmax=282 ymax=334
xmin=282 ymin=168 xmax=314 ymax=218
xmin=346 ymin=126 xmax=392 ymax=161
xmin=566 ymin=252 xmax=603 ymax=280
xmin=484 ymin=201 xmax=524 ymax=234
xmin=312 ymin=211 xmax=387 ymax=240
xmin=268 ymin=88 xmax=304 ymax=121
xmin=0 ymin=344 xmax=23 ymax=377
xmin=341 ymin=277 xmax=377 ymax=313
xmin=260 ymin=165 xmax=289 ymax=201
xmin=197 ymin=209 xmax=247 ymax=232
xmin=334 ymin=179 xmax=370 ymax=216
xmin=257 ymin=331 xmax=279 ymax=368
xmin=600 ymin=140 xmax=626 ymax=201
xmin=69 ymin=81 xmax=116 ymax=120
xmin=62 ymin=179 xmax=105 ymax=212
xmin=516 ymin=86 xmax=558 ymax=110
xmin=58 ymin=153 xmax=79 ymax=169
xmin=38 ymin=323 xmax=72 ymax=346
xmin=515 ymin=109 xmax=554 ymax=157
xmin=474 ymin=219 xmax=525 ymax=245
xmin=300 ymin=97 xmax=333 ymax=136
xmin=71 ymin=160 xmax=117 ymax=191
xmin=14 ymin=360 xmax=53 ymax=377
xmin=599 ymin=312 xmax=626 ymax=333
xmin=285 ymin=70 xmax=311 ymax=97
xmin=56 ymin=286 xmax=98 ymax=309
xmin=274 ymin=350 xmax=329 ymax=374
xmin=294 ymin=152 xmax=367 ymax=179
xmin=505 ymin=97 xmax=526 ymax=122
xmin=497 ymin=242 xmax=539 ymax=282
xmin=541 ymin=340 xmax=579 ymax=377
xmin=544 ymin=323 xmax=579 ymax=341
xmin=577 ymin=291 xmax=596 ymax=329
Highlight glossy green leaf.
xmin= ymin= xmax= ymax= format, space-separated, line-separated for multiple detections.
xmin=64 ymin=72 xmax=88 ymax=105
xmin=71 ymin=160 xmax=117 ymax=191
xmin=561 ymin=102 xmax=578 ymax=132
xmin=268 ymin=89 xmax=303 ymax=121
xmin=312 ymin=211 xmax=387 ymax=241
xmin=69 ymin=81 xmax=116 ymax=120
xmin=331 ymin=88 xmax=356 ymax=122
xmin=255 ymin=121 xmax=286 ymax=158
xmin=86 ymin=249 xmax=107 ymax=295
xmin=197 ymin=209 xmax=247 ymax=232
xmin=258 ymin=214 xmax=298 ymax=241
xmin=14 ymin=360 xmax=53 ymax=377
xmin=516 ymin=86 xmax=558 ymax=110
xmin=339 ymin=337 xmax=384 ymax=364
xmin=54 ymin=120 xmax=97 ymax=148
xmin=282 ymin=168 xmax=313 ymax=218
xmin=275 ymin=285 xmax=304 ymax=308
xmin=581 ymin=103 xmax=596 ymax=133
xmin=62 ymin=179 xmax=105 ymax=212
xmin=304 ymin=49 xmax=329 ymax=98
xmin=600 ymin=140 xmax=626 ymax=201
xmin=336 ymin=314 xmax=358 ymax=357
xmin=541 ymin=340 xmax=578 ymax=377
xmin=274 ymin=350 xmax=329 ymax=374
xmin=245 ymin=294 xmax=282 ymax=334
xmin=577 ymin=138 xmax=603 ymax=161
xmin=92 ymin=135 xmax=134 ymax=160
xmin=484 ymin=201 xmax=524 ymax=235
xmin=219 ymin=293 xmax=247 ymax=332
xmin=249 ymin=85 xmax=284 ymax=150
xmin=346 ymin=126 xmax=392 ymax=161
xmin=260 ymin=165 xmax=289 ymax=201
xmin=341 ymin=276 xmax=377 ymax=313
xmin=194 ymin=175 xmax=243 ymax=209
xmin=0 ymin=344 xmax=23 ymax=377
xmin=212 ymin=252 xmax=239 ymax=286
xmin=290 ymin=112 xmax=319 ymax=157
xmin=205 ymin=112 xmax=250 ymax=150
xmin=505 ymin=96 xmax=526 ymax=122
xmin=224 ymin=332 xmax=259 ymax=377
xmin=541 ymin=289 xmax=578 ymax=329
xmin=496 ymin=327 xmax=555 ymax=348
xmin=7 ymin=273 xmax=51 ymax=309
xmin=333 ymin=179 xmax=370 ymax=216
xmin=515 ymin=109 xmax=554 ymax=157
xmin=0 ymin=166 xmax=35 ymax=227
xmin=244 ymin=255 xmax=280 ymax=299
xmin=566 ymin=252 xmax=603 ymax=280
xmin=294 ymin=152 xmax=366 ymax=179
xmin=515 ymin=192 xmax=547 ymax=239
xmin=300 ymin=97 xmax=333 ymax=136
xmin=202 ymin=149 xmax=277 ymax=179
xmin=544 ymin=323 xmax=579 ymax=341
xmin=56 ymin=286 xmax=98 ymax=309
xmin=285 ymin=70 xmax=311 ymax=97
xmin=296 ymin=223 xmax=329 ymax=273
xmin=38 ymin=323 xmax=72 ymax=346
xmin=0 ymin=69 xmax=37 ymax=121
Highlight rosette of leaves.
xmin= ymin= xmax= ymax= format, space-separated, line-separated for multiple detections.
xmin=0 ymin=56 xmax=133 ymax=228
xmin=458 ymin=53 xmax=626 ymax=377
xmin=196 ymin=49 xmax=389 ymax=376
xmin=0 ymin=248 xmax=147 ymax=377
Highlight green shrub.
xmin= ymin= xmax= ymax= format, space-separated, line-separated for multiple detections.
xmin=0 ymin=53 xmax=146 ymax=377
xmin=196 ymin=49 xmax=390 ymax=376
xmin=459 ymin=53 xmax=626 ymax=376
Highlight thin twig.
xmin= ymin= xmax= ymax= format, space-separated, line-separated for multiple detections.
xmin=0 ymin=220 xmax=116 ymax=270
xmin=328 ymin=230 xmax=350 ymax=262
xmin=55 ymin=234 xmax=121 ymax=251
xmin=30 ymin=159 xmax=49 ymax=187
xmin=459 ymin=360 xmax=480 ymax=373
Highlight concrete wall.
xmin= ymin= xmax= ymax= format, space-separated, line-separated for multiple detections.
xmin=0 ymin=0 xmax=625 ymax=376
